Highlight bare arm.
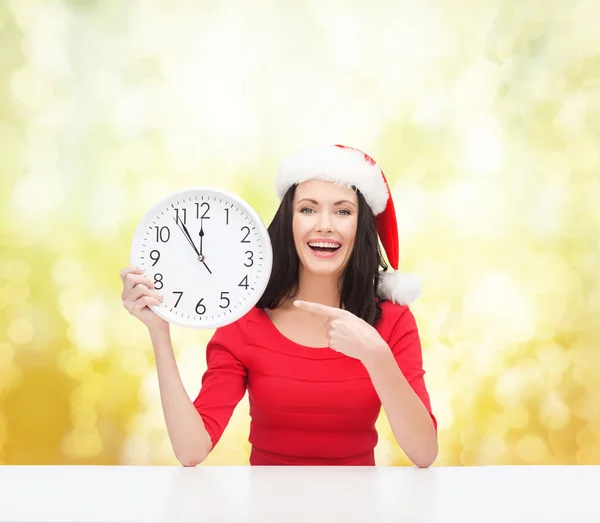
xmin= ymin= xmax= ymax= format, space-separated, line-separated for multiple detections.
xmin=119 ymin=265 xmax=211 ymax=466
xmin=363 ymin=349 xmax=438 ymax=468
xmin=149 ymin=324 xmax=212 ymax=467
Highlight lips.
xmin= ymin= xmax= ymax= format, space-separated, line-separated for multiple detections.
xmin=306 ymin=239 xmax=342 ymax=259
xmin=307 ymin=240 xmax=341 ymax=252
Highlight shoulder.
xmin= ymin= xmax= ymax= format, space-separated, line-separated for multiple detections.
xmin=375 ymin=300 xmax=419 ymax=343
xmin=209 ymin=307 xmax=263 ymax=348
xmin=377 ymin=299 xmax=416 ymax=327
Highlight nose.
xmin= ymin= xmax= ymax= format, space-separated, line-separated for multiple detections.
xmin=315 ymin=212 xmax=334 ymax=233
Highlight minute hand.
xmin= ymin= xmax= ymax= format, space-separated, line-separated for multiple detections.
xmin=173 ymin=217 xmax=201 ymax=258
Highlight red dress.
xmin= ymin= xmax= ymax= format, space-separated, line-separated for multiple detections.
xmin=193 ymin=301 xmax=436 ymax=465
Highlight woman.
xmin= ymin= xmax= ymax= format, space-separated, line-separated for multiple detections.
xmin=120 ymin=145 xmax=438 ymax=467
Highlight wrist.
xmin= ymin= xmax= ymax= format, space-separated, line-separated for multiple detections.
xmin=361 ymin=339 xmax=393 ymax=370
xmin=148 ymin=321 xmax=170 ymax=341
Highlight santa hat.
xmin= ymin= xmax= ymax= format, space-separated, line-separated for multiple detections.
xmin=275 ymin=144 xmax=421 ymax=305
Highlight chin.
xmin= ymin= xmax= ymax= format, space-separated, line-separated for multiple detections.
xmin=299 ymin=248 xmax=348 ymax=277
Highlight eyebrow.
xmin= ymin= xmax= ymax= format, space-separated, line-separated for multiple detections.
xmin=297 ymin=198 xmax=357 ymax=207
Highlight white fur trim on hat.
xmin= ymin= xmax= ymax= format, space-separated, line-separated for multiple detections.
xmin=276 ymin=145 xmax=389 ymax=215
xmin=378 ymin=271 xmax=421 ymax=305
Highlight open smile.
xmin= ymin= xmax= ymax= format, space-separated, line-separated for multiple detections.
xmin=307 ymin=240 xmax=342 ymax=259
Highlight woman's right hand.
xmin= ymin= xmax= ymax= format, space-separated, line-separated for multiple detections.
xmin=120 ymin=265 xmax=168 ymax=332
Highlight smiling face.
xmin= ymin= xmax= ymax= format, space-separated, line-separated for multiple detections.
xmin=292 ymin=179 xmax=359 ymax=278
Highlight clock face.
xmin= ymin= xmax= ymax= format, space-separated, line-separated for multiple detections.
xmin=130 ymin=187 xmax=273 ymax=329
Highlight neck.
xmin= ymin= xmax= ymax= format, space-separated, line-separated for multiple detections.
xmin=293 ymin=266 xmax=342 ymax=308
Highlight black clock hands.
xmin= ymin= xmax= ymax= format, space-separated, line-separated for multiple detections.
xmin=197 ymin=219 xmax=212 ymax=274
xmin=173 ymin=216 xmax=200 ymax=256
xmin=199 ymin=222 xmax=204 ymax=257
xmin=173 ymin=216 xmax=212 ymax=274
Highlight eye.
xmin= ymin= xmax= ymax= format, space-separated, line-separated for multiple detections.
xmin=300 ymin=207 xmax=314 ymax=215
xmin=337 ymin=209 xmax=351 ymax=216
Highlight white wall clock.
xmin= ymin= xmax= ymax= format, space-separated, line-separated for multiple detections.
xmin=130 ymin=187 xmax=273 ymax=329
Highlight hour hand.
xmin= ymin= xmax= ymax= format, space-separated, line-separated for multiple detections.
xmin=199 ymin=224 xmax=204 ymax=256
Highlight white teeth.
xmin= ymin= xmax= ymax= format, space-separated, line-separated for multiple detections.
xmin=308 ymin=242 xmax=341 ymax=248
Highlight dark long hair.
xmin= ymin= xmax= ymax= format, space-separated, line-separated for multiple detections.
xmin=257 ymin=184 xmax=389 ymax=326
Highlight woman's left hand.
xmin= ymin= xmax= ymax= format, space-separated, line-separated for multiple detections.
xmin=293 ymin=300 xmax=388 ymax=363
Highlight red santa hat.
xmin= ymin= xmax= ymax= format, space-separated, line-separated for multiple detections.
xmin=275 ymin=144 xmax=421 ymax=306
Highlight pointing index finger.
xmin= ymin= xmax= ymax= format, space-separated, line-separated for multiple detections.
xmin=293 ymin=300 xmax=345 ymax=317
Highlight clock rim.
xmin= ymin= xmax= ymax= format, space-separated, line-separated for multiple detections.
xmin=130 ymin=186 xmax=273 ymax=329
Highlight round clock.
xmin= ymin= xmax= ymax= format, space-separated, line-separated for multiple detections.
xmin=129 ymin=187 xmax=273 ymax=329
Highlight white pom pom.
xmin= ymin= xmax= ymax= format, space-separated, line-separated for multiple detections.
xmin=378 ymin=271 xmax=421 ymax=305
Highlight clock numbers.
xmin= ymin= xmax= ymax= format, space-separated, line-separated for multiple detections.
xmin=219 ymin=291 xmax=230 ymax=309
xmin=224 ymin=208 xmax=229 ymax=225
xmin=154 ymin=273 xmax=164 ymax=290
xmin=244 ymin=251 xmax=254 ymax=267
xmin=174 ymin=208 xmax=187 ymax=224
xmin=150 ymin=250 xmax=160 ymax=266
xmin=239 ymin=275 xmax=249 ymax=289
xmin=195 ymin=299 xmax=206 ymax=316
xmin=196 ymin=202 xmax=210 ymax=219
xmin=173 ymin=291 xmax=183 ymax=307
xmin=154 ymin=226 xmax=170 ymax=243
xmin=241 ymin=226 xmax=251 ymax=243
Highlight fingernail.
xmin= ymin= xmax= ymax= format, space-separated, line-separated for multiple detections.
xmin=158 ymin=295 xmax=164 ymax=301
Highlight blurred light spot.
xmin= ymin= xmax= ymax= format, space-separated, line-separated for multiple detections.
xmin=440 ymin=179 xmax=510 ymax=238
xmin=66 ymin=299 xmax=108 ymax=357
xmin=393 ymin=182 xmax=426 ymax=236
xmin=463 ymin=272 xmax=536 ymax=344
xmin=506 ymin=405 xmax=530 ymax=429
xmin=12 ymin=172 xmax=64 ymax=220
xmin=432 ymin=395 xmax=454 ymax=430
xmin=120 ymin=433 xmax=151 ymax=464
xmin=86 ymin=181 xmax=124 ymax=241
xmin=0 ymin=343 xmax=15 ymax=368
xmin=71 ymin=406 xmax=98 ymax=429
xmin=62 ymin=429 xmax=103 ymax=459
xmin=477 ymin=435 xmax=506 ymax=463
xmin=119 ymin=348 xmax=150 ymax=377
xmin=112 ymin=91 xmax=145 ymax=140
xmin=0 ymin=364 xmax=23 ymax=390
xmin=516 ymin=435 xmax=548 ymax=463
xmin=554 ymin=94 xmax=586 ymax=133
xmin=572 ymin=0 xmax=600 ymax=52
xmin=57 ymin=349 xmax=93 ymax=379
xmin=3 ymin=259 xmax=31 ymax=281
xmin=532 ymin=69 xmax=565 ymax=102
xmin=486 ymin=414 xmax=509 ymax=438
xmin=58 ymin=288 xmax=84 ymax=322
xmin=374 ymin=432 xmax=394 ymax=465
xmin=576 ymin=427 xmax=597 ymax=448
xmin=576 ymin=445 xmax=600 ymax=464
xmin=7 ymin=318 xmax=35 ymax=345
xmin=3 ymin=282 xmax=30 ymax=303
xmin=122 ymin=140 xmax=154 ymax=172
xmin=460 ymin=449 xmax=476 ymax=465
xmin=461 ymin=119 xmax=503 ymax=175
xmin=10 ymin=65 xmax=56 ymax=110
xmin=525 ymin=182 xmax=568 ymax=237
xmin=52 ymin=257 xmax=83 ymax=286
xmin=460 ymin=427 xmax=480 ymax=449
xmin=71 ymin=372 xmax=105 ymax=406
xmin=539 ymin=392 xmax=571 ymax=431
xmin=412 ymin=88 xmax=446 ymax=127
xmin=565 ymin=134 xmax=598 ymax=172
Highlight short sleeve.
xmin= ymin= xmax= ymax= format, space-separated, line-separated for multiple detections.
xmin=192 ymin=323 xmax=248 ymax=448
xmin=388 ymin=307 xmax=437 ymax=433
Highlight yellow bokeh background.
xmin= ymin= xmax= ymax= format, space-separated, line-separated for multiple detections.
xmin=1 ymin=0 xmax=599 ymax=466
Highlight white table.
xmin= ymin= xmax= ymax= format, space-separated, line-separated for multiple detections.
xmin=0 ymin=465 xmax=598 ymax=523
